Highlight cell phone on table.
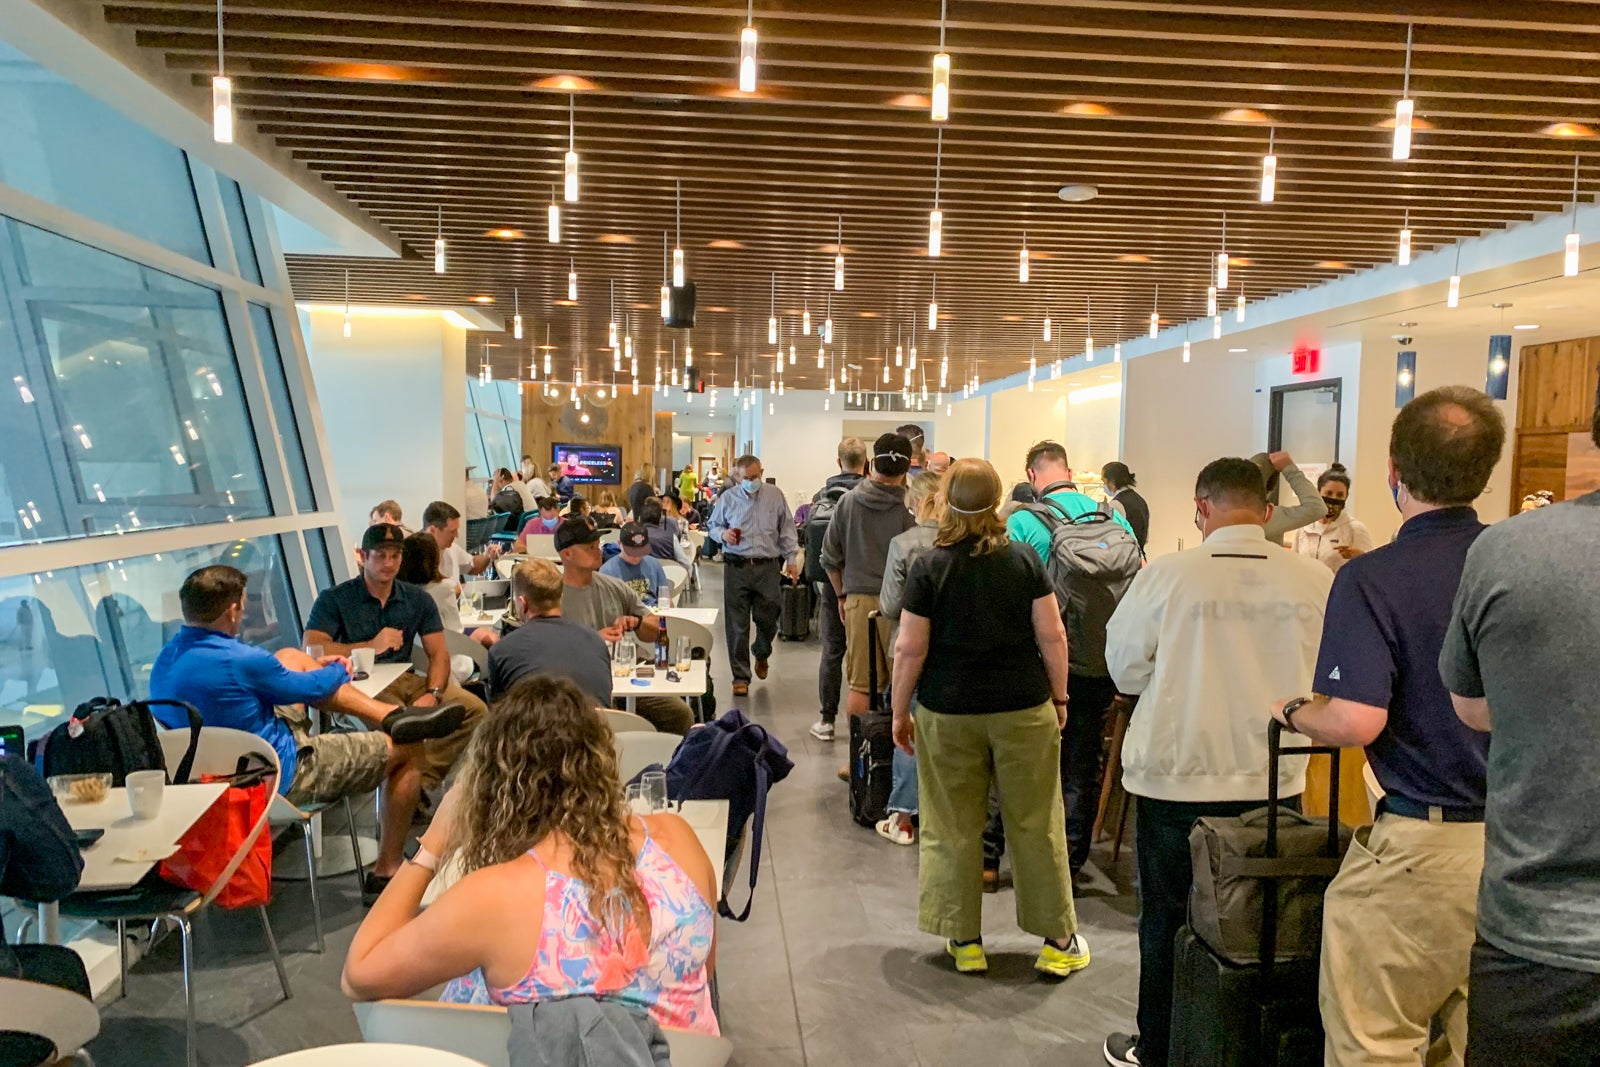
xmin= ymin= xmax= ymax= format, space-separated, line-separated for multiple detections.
xmin=0 ymin=725 xmax=24 ymax=761
xmin=73 ymin=828 xmax=105 ymax=848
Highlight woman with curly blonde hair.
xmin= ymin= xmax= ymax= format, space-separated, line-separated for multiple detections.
xmin=341 ymin=675 xmax=719 ymax=1036
xmin=890 ymin=458 xmax=1084 ymax=978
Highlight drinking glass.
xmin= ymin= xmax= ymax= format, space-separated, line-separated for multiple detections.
xmin=639 ymin=770 xmax=669 ymax=812
xmin=674 ymin=635 xmax=692 ymax=671
xmin=610 ymin=638 xmax=633 ymax=677
xmin=304 ymin=643 xmax=324 ymax=662
xmin=625 ymin=782 xmax=651 ymax=816
xmin=657 ymin=584 xmax=674 ymax=610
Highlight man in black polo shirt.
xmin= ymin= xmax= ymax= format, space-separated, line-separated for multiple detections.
xmin=1271 ymin=386 xmax=1505 ymax=1064
xmin=304 ymin=524 xmax=486 ymax=803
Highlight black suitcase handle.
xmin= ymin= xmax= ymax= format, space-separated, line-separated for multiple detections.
xmin=866 ymin=609 xmax=883 ymax=713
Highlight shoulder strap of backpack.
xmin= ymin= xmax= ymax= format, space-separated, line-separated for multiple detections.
xmin=141 ymin=699 xmax=205 ymax=785
xmin=717 ymin=723 xmax=774 ymax=923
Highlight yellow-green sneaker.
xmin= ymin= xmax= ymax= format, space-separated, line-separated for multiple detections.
xmin=1035 ymin=934 xmax=1090 ymax=978
xmin=946 ymin=939 xmax=988 ymax=974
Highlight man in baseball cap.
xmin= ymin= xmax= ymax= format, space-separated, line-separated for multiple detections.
xmin=601 ymin=521 xmax=671 ymax=605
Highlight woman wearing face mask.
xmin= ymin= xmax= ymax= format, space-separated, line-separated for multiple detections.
xmin=1291 ymin=464 xmax=1373 ymax=572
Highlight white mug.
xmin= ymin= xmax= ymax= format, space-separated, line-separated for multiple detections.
xmin=126 ymin=770 xmax=166 ymax=820
xmin=350 ymin=646 xmax=376 ymax=678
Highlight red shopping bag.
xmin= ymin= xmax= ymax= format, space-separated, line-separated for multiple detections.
xmin=160 ymin=757 xmax=275 ymax=909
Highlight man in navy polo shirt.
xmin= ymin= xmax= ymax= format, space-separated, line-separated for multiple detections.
xmin=1271 ymin=386 xmax=1506 ymax=1064
xmin=304 ymin=524 xmax=487 ymax=813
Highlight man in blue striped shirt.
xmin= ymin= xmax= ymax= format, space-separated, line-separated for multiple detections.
xmin=707 ymin=454 xmax=799 ymax=696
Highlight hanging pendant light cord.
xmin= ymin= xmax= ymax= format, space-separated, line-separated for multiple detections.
xmin=939 ymin=0 xmax=947 ymax=49
xmin=934 ymin=127 xmax=943 ymax=207
xmin=216 ymin=0 xmax=225 ymax=74
xmin=1402 ymin=23 xmax=1413 ymax=97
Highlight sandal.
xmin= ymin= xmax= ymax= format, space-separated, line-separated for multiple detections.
xmin=875 ymin=814 xmax=916 ymax=846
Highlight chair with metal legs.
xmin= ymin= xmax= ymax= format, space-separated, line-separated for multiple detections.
xmin=62 ymin=727 xmax=292 ymax=1067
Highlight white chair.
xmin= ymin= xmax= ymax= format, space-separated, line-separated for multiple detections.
xmin=354 ymin=998 xmax=732 ymax=1067
xmin=597 ymin=527 xmax=622 ymax=547
xmin=660 ymin=617 xmax=715 ymax=721
xmin=614 ymin=731 xmax=683 ymax=782
xmin=443 ymin=630 xmax=490 ymax=678
xmin=159 ymin=721 xmax=360 ymax=954
xmin=660 ymin=562 xmax=689 ymax=596
xmin=1363 ymin=760 xmax=1385 ymax=820
xmin=250 ymin=1044 xmax=483 ymax=1066
xmin=605 ymin=709 xmax=656 ymax=733
xmin=493 ymin=557 xmax=517 ymax=580
xmin=0 ymin=976 xmax=99 ymax=1066
xmin=63 ymin=726 xmax=290 ymax=1067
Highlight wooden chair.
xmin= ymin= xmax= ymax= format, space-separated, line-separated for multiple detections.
xmin=614 ymin=731 xmax=683 ymax=782
xmin=604 ymin=709 xmax=656 ymax=733
xmin=0 ymin=976 xmax=99 ymax=1067
xmin=61 ymin=727 xmax=290 ymax=1067
xmin=1093 ymin=696 xmax=1135 ymax=863
xmin=354 ymin=998 xmax=733 ymax=1067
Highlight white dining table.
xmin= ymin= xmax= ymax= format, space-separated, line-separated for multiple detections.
xmin=350 ymin=662 xmax=409 ymax=699
xmin=612 ymin=660 xmax=706 ymax=715
xmin=655 ymin=605 xmax=719 ymax=628
xmin=421 ymin=798 xmax=728 ymax=907
xmin=41 ymin=782 xmax=228 ymax=944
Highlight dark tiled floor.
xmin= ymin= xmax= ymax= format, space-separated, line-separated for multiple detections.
xmin=89 ymin=565 xmax=1141 ymax=1066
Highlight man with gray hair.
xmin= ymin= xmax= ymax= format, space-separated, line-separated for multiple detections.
xmin=706 ymin=454 xmax=799 ymax=696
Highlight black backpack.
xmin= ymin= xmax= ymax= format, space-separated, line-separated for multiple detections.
xmin=38 ymin=697 xmax=203 ymax=786
xmin=802 ymin=484 xmax=850 ymax=583
xmin=1020 ymin=498 xmax=1144 ymax=676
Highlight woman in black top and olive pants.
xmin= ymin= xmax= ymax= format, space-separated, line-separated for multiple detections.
xmin=891 ymin=459 xmax=1088 ymax=978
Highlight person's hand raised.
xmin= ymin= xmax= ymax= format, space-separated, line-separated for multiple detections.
xmin=370 ymin=627 xmax=404 ymax=654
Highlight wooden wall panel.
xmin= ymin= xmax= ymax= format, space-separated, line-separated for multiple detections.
xmin=653 ymin=412 xmax=674 ymax=488
xmin=521 ymin=390 xmax=655 ymax=492
xmin=1511 ymin=336 xmax=1600 ymax=513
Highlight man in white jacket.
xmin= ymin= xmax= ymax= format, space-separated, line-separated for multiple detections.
xmin=1101 ymin=457 xmax=1333 ymax=1067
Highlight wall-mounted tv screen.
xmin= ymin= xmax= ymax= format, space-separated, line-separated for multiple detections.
xmin=551 ymin=443 xmax=622 ymax=485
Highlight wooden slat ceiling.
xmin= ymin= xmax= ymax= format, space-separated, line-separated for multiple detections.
xmin=99 ymin=0 xmax=1600 ymax=389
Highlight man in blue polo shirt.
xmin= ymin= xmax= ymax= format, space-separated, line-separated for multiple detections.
xmin=1271 ymin=386 xmax=1506 ymax=1064
xmin=303 ymin=524 xmax=487 ymax=806
xmin=150 ymin=561 xmax=465 ymax=900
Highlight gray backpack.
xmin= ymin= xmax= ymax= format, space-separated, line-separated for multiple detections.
xmin=1020 ymin=497 xmax=1143 ymax=675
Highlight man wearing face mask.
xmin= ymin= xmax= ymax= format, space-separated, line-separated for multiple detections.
xmin=1291 ymin=464 xmax=1376 ymax=574
xmin=1101 ymin=458 xmax=1331 ymax=1067
xmin=1271 ymin=387 xmax=1505 ymax=1065
xmin=707 ymin=454 xmax=799 ymax=696
xmin=512 ymin=496 xmax=564 ymax=551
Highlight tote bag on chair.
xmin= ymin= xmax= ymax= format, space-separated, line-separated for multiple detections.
xmin=159 ymin=755 xmax=275 ymax=909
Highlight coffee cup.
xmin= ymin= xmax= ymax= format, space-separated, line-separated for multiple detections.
xmin=126 ymin=770 xmax=166 ymax=820
xmin=350 ymin=646 xmax=375 ymax=680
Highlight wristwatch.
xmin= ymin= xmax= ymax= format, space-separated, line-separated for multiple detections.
xmin=403 ymin=839 xmax=438 ymax=872
xmin=1280 ymin=696 xmax=1312 ymax=733
xmin=428 ymin=686 xmax=446 ymax=701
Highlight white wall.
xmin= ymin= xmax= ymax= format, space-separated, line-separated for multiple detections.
xmin=744 ymin=391 xmax=936 ymax=507
xmin=302 ymin=308 xmax=467 ymax=539
xmin=940 ymin=395 xmax=988 ymax=461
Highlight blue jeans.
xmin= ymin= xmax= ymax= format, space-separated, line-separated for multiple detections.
xmin=887 ymin=742 xmax=918 ymax=814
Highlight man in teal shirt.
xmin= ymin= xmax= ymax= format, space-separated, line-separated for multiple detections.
xmin=1005 ymin=440 xmax=1135 ymax=881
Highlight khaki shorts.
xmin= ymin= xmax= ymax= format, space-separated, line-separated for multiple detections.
xmin=843 ymin=593 xmax=894 ymax=695
xmin=282 ymin=710 xmax=389 ymax=807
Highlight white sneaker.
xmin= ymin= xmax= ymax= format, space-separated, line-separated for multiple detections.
xmin=809 ymin=719 xmax=835 ymax=742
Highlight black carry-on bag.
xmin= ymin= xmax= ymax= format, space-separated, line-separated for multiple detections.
xmin=778 ymin=575 xmax=812 ymax=641
xmin=848 ymin=609 xmax=894 ymax=828
xmin=1170 ymin=720 xmax=1351 ymax=1067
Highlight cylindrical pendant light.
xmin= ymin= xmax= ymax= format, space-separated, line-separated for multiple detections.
xmin=1260 ymin=127 xmax=1277 ymax=203
xmin=211 ymin=0 xmax=233 ymax=143
xmin=1043 ymin=311 xmax=1052 ymax=342
xmin=802 ymin=300 xmax=811 ymax=336
xmin=607 ymin=280 xmax=618 ymax=349
xmin=739 ymin=0 xmax=758 ymax=93
xmin=563 ymin=94 xmax=579 ymax=202
xmin=834 ymin=216 xmax=845 ymax=290
xmin=434 ymin=205 xmax=446 ymax=274
xmin=1206 ymin=285 xmax=1218 ymax=317
xmin=1216 ymin=212 xmax=1229 ymax=289
xmin=929 ymin=128 xmax=944 ymax=257
xmin=1212 ymin=315 xmax=1222 ymax=340
xmin=512 ymin=287 xmax=523 ymax=340
xmin=1113 ymin=342 xmax=1122 ymax=363
xmin=1398 ymin=207 xmax=1412 ymax=266
xmin=1149 ymin=283 xmax=1160 ymax=339
xmin=547 ymin=184 xmax=560 ymax=244
xmin=1236 ymin=289 xmax=1246 ymax=323
xmin=1565 ymin=155 xmax=1582 ymax=277
xmin=672 ymin=179 xmax=686 ymax=286
xmin=931 ymin=0 xmax=950 ymax=122
xmin=1019 ymin=232 xmax=1030 ymax=282
xmin=928 ymin=274 xmax=939 ymax=330
xmin=824 ymin=293 xmax=834 ymax=344
xmin=1183 ymin=339 xmax=1192 ymax=363
xmin=1392 ymin=24 xmax=1415 ymax=161
xmin=567 ymin=260 xmax=578 ymax=303
xmin=767 ymin=273 xmax=778 ymax=344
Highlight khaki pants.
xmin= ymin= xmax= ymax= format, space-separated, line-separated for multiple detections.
xmin=843 ymin=594 xmax=892 ymax=695
xmin=378 ymin=671 xmax=487 ymax=790
xmin=915 ymin=699 xmax=1076 ymax=942
xmin=1321 ymin=812 xmax=1485 ymax=1066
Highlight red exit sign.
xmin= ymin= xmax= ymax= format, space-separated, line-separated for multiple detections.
xmin=1292 ymin=345 xmax=1322 ymax=375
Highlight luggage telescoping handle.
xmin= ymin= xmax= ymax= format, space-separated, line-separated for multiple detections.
xmin=866 ymin=609 xmax=881 ymax=713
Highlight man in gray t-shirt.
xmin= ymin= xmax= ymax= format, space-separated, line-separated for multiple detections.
xmin=554 ymin=518 xmax=693 ymax=734
xmin=1440 ymin=472 xmax=1600 ymax=1061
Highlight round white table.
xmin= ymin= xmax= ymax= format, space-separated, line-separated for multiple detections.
xmin=249 ymin=1043 xmax=485 ymax=1066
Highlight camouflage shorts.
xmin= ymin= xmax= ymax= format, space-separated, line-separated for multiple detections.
xmin=282 ymin=710 xmax=389 ymax=806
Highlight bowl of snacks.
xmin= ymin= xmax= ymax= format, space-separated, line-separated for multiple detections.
xmin=49 ymin=772 xmax=113 ymax=804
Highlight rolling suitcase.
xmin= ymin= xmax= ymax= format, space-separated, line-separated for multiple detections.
xmin=778 ymin=576 xmax=811 ymax=641
xmin=848 ymin=609 xmax=894 ymax=828
xmin=1170 ymin=720 xmax=1347 ymax=1067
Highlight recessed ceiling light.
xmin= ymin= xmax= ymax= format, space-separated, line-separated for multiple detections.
xmin=630 ymin=302 xmax=652 ymax=310
xmin=1001 ymin=314 xmax=1023 ymax=322
xmin=551 ymin=299 xmax=577 ymax=306
xmin=707 ymin=239 xmax=744 ymax=249
xmin=470 ymin=295 xmax=494 ymax=304
xmin=1514 ymin=323 xmax=1541 ymax=330
xmin=704 ymin=305 xmax=732 ymax=312
xmin=1228 ymin=347 xmax=1248 ymax=353
xmin=1217 ymin=108 xmax=1271 ymax=123
xmin=1116 ymin=253 xmax=1152 ymax=263
xmin=597 ymin=233 xmax=636 ymax=244
xmin=534 ymin=75 xmax=598 ymax=92
xmin=858 ymin=310 xmax=879 ymax=318
xmin=485 ymin=228 xmax=523 ymax=239
xmin=1316 ymin=260 xmax=1350 ymax=269
xmin=1057 ymin=184 xmax=1100 ymax=202
xmin=1377 ymin=114 xmax=1434 ymax=130
xmin=1542 ymin=122 xmax=1595 ymax=138
xmin=1062 ymin=102 xmax=1116 ymax=116
xmin=888 ymin=93 xmax=932 ymax=109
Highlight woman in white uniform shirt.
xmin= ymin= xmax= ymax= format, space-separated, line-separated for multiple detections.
xmin=1291 ymin=464 xmax=1373 ymax=573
